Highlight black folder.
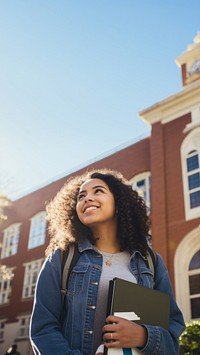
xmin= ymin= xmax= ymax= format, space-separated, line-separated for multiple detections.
xmin=104 ymin=278 xmax=170 ymax=354
xmin=106 ymin=278 xmax=170 ymax=329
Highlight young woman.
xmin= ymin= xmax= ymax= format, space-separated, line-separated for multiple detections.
xmin=30 ymin=168 xmax=185 ymax=354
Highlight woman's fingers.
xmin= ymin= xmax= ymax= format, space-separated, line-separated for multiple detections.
xmin=103 ymin=316 xmax=147 ymax=348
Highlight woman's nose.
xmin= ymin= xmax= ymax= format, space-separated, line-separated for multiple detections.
xmin=84 ymin=194 xmax=94 ymax=202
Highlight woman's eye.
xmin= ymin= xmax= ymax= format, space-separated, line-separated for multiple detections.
xmin=95 ymin=188 xmax=103 ymax=194
xmin=78 ymin=193 xmax=85 ymax=201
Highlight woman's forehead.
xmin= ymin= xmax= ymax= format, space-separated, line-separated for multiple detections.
xmin=79 ymin=178 xmax=108 ymax=191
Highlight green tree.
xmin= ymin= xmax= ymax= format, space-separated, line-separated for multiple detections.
xmin=179 ymin=320 xmax=200 ymax=354
xmin=0 ymin=193 xmax=13 ymax=280
xmin=0 ymin=193 xmax=12 ymax=224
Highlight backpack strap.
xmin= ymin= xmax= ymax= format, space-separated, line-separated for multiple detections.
xmin=60 ymin=244 xmax=80 ymax=305
xmin=146 ymin=246 xmax=157 ymax=284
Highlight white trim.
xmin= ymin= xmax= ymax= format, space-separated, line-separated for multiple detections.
xmin=1 ymin=223 xmax=21 ymax=259
xmin=22 ymin=259 xmax=44 ymax=299
xmin=184 ymin=106 xmax=200 ymax=132
xmin=180 ymin=128 xmax=200 ymax=220
xmin=174 ymin=227 xmax=200 ymax=322
xmin=129 ymin=172 xmax=151 ymax=209
xmin=139 ymin=79 xmax=200 ymax=126
xmin=28 ymin=211 xmax=46 ymax=249
xmin=17 ymin=314 xmax=31 ymax=339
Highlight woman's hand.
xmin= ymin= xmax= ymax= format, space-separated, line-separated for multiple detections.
xmin=102 ymin=315 xmax=147 ymax=349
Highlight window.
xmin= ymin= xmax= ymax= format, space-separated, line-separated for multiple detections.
xmin=174 ymin=227 xmax=200 ymax=322
xmin=188 ymin=251 xmax=200 ymax=319
xmin=17 ymin=315 xmax=31 ymax=339
xmin=0 ymin=319 xmax=6 ymax=341
xmin=28 ymin=212 xmax=46 ymax=249
xmin=130 ymin=172 xmax=151 ymax=209
xmin=181 ymin=128 xmax=200 ymax=220
xmin=186 ymin=151 xmax=200 ymax=209
xmin=0 ymin=269 xmax=13 ymax=304
xmin=22 ymin=259 xmax=43 ymax=299
xmin=1 ymin=224 xmax=20 ymax=258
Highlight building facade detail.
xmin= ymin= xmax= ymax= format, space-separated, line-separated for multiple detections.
xmin=129 ymin=172 xmax=151 ymax=209
xmin=1 ymin=224 xmax=21 ymax=259
xmin=22 ymin=259 xmax=44 ymax=299
xmin=174 ymin=226 xmax=200 ymax=322
xmin=181 ymin=127 xmax=200 ymax=220
xmin=28 ymin=212 xmax=46 ymax=249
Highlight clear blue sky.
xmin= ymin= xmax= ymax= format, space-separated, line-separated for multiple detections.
xmin=0 ymin=1 xmax=199 ymax=199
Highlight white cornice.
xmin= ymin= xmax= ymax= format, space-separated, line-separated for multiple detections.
xmin=175 ymin=32 xmax=200 ymax=66
xmin=175 ymin=45 xmax=200 ymax=66
xmin=139 ymin=79 xmax=200 ymax=125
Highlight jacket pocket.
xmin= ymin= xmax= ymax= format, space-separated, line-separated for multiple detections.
xmin=67 ymin=263 xmax=90 ymax=295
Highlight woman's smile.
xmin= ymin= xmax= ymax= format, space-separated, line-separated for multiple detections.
xmin=83 ymin=204 xmax=99 ymax=213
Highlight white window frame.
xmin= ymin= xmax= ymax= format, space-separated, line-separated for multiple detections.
xmin=181 ymin=127 xmax=200 ymax=220
xmin=28 ymin=211 xmax=46 ymax=249
xmin=188 ymin=261 xmax=200 ymax=319
xmin=0 ymin=268 xmax=14 ymax=304
xmin=22 ymin=259 xmax=43 ymax=299
xmin=0 ymin=319 xmax=6 ymax=341
xmin=129 ymin=172 xmax=151 ymax=209
xmin=1 ymin=223 xmax=21 ymax=259
xmin=17 ymin=314 xmax=31 ymax=339
xmin=174 ymin=226 xmax=200 ymax=322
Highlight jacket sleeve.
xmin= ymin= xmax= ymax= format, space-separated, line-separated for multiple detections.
xmin=30 ymin=249 xmax=82 ymax=355
xmin=139 ymin=253 xmax=185 ymax=354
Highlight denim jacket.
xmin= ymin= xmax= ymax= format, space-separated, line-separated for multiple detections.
xmin=30 ymin=239 xmax=185 ymax=355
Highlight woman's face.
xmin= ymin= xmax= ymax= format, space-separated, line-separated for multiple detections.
xmin=76 ymin=178 xmax=116 ymax=228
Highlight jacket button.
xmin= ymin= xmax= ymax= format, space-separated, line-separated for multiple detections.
xmin=86 ymin=330 xmax=93 ymax=334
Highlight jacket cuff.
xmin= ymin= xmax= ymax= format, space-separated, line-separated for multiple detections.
xmin=138 ymin=325 xmax=161 ymax=353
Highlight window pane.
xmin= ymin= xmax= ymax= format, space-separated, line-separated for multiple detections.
xmin=188 ymin=173 xmax=200 ymax=190
xmin=28 ymin=213 xmax=46 ymax=249
xmin=23 ymin=260 xmax=43 ymax=298
xmin=137 ymin=179 xmax=145 ymax=188
xmin=190 ymin=191 xmax=200 ymax=208
xmin=187 ymin=155 xmax=199 ymax=172
xmin=191 ymin=297 xmax=200 ymax=319
xmin=189 ymin=251 xmax=200 ymax=270
xmin=189 ymin=274 xmax=200 ymax=294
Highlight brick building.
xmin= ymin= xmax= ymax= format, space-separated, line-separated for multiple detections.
xmin=0 ymin=33 xmax=200 ymax=355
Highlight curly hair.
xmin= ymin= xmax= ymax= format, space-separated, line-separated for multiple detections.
xmin=45 ymin=168 xmax=151 ymax=256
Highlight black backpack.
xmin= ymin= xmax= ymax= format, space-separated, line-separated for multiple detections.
xmin=60 ymin=244 xmax=157 ymax=306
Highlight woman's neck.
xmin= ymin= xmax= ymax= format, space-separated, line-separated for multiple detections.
xmin=91 ymin=224 xmax=120 ymax=253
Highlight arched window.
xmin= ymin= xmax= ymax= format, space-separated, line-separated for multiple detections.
xmin=181 ymin=128 xmax=200 ymax=220
xmin=129 ymin=172 xmax=151 ymax=209
xmin=28 ymin=212 xmax=46 ymax=249
xmin=174 ymin=227 xmax=200 ymax=322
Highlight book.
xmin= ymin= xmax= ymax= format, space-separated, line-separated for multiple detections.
xmin=104 ymin=278 xmax=170 ymax=355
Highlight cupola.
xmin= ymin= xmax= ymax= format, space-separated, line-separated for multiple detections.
xmin=176 ymin=32 xmax=200 ymax=87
